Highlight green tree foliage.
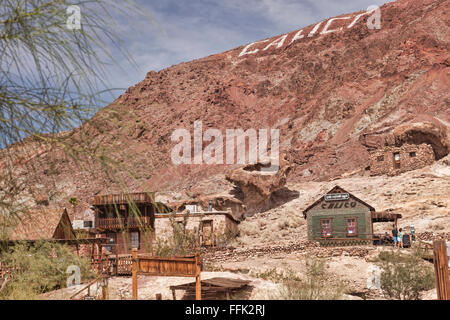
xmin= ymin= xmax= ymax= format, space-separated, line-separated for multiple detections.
xmin=0 ymin=241 xmax=93 ymax=299
xmin=0 ymin=1 xmax=159 ymax=244
xmin=154 ymin=212 xmax=199 ymax=257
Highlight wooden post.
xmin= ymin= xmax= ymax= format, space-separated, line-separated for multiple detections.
xmin=151 ymin=232 xmax=154 ymax=257
xmin=115 ymin=251 xmax=119 ymax=276
xmin=433 ymin=241 xmax=450 ymax=300
xmin=99 ymin=245 xmax=103 ymax=274
xmin=132 ymin=248 xmax=138 ymax=300
xmin=102 ymin=278 xmax=109 ymax=300
xmin=155 ymin=293 xmax=162 ymax=300
xmin=172 ymin=289 xmax=176 ymax=300
xmin=195 ymin=252 xmax=201 ymax=301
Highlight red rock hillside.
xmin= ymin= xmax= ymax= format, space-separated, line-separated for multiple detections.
xmin=1 ymin=0 xmax=449 ymax=217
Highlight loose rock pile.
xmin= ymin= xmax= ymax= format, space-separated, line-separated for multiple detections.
xmin=416 ymin=232 xmax=450 ymax=241
xmin=203 ymin=241 xmax=376 ymax=265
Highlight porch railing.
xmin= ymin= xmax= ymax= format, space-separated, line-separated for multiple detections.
xmin=92 ymin=192 xmax=154 ymax=206
xmin=96 ymin=216 xmax=151 ymax=229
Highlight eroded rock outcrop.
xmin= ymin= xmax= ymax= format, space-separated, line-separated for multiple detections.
xmin=1 ymin=0 xmax=449 ymax=213
xmin=226 ymin=161 xmax=292 ymax=216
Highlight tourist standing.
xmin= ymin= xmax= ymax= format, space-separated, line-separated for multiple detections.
xmin=398 ymin=228 xmax=404 ymax=249
xmin=392 ymin=225 xmax=398 ymax=248
xmin=410 ymin=224 xmax=416 ymax=247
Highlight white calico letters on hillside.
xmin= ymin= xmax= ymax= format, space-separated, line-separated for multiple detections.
xmin=239 ymin=6 xmax=381 ymax=57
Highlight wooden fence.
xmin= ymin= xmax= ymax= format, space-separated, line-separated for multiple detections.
xmin=131 ymin=248 xmax=202 ymax=300
xmin=90 ymin=254 xmax=133 ymax=276
xmin=96 ymin=216 xmax=152 ymax=229
xmin=0 ymin=262 xmax=12 ymax=282
xmin=93 ymin=192 xmax=154 ymax=205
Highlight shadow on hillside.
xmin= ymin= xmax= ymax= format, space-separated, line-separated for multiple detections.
xmin=266 ymin=187 xmax=300 ymax=211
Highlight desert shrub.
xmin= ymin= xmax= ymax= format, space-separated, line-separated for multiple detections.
xmin=375 ymin=250 xmax=435 ymax=300
xmin=0 ymin=241 xmax=93 ymax=299
xmin=258 ymin=220 xmax=266 ymax=229
xmin=68 ymin=197 xmax=79 ymax=206
xmin=278 ymin=219 xmax=290 ymax=230
xmin=238 ymin=221 xmax=259 ymax=236
xmin=154 ymin=213 xmax=199 ymax=257
xmin=264 ymin=258 xmax=345 ymax=300
xmin=215 ymin=230 xmax=239 ymax=248
xmin=255 ymin=267 xmax=301 ymax=283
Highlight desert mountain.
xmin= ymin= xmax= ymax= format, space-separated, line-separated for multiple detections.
xmin=1 ymin=0 xmax=449 ymax=218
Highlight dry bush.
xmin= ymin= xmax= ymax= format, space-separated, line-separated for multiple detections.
xmin=154 ymin=213 xmax=199 ymax=257
xmin=258 ymin=258 xmax=346 ymax=300
xmin=375 ymin=250 xmax=435 ymax=300
xmin=277 ymin=219 xmax=290 ymax=230
xmin=238 ymin=221 xmax=259 ymax=237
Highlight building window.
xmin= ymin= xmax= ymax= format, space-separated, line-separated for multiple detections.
xmin=409 ymin=152 xmax=416 ymax=157
xmin=320 ymin=219 xmax=332 ymax=238
xmin=83 ymin=221 xmax=93 ymax=228
xmin=105 ymin=233 xmax=116 ymax=253
xmin=377 ymin=155 xmax=384 ymax=162
xmin=346 ymin=218 xmax=358 ymax=236
xmin=393 ymin=152 xmax=401 ymax=169
xmin=130 ymin=231 xmax=140 ymax=249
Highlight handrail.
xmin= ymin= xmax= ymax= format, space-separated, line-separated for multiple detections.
xmin=92 ymin=192 xmax=154 ymax=206
xmin=69 ymin=276 xmax=106 ymax=300
xmin=96 ymin=216 xmax=151 ymax=229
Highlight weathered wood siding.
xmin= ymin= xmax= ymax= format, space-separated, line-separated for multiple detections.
xmin=307 ymin=198 xmax=372 ymax=242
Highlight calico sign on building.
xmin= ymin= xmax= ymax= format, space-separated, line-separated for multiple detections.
xmin=303 ymin=186 xmax=375 ymax=245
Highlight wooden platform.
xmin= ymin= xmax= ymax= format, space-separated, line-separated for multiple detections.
xmin=170 ymin=277 xmax=251 ymax=300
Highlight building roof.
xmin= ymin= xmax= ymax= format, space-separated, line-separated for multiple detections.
xmin=92 ymin=192 xmax=155 ymax=206
xmin=371 ymin=211 xmax=402 ymax=222
xmin=170 ymin=277 xmax=251 ymax=291
xmin=9 ymin=208 xmax=75 ymax=241
xmin=154 ymin=211 xmax=240 ymax=224
xmin=303 ymin=185 xmax=376 ymax=218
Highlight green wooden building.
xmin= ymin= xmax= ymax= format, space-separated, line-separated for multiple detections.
xmin=303 ymin=186 xmax=395 ymax=246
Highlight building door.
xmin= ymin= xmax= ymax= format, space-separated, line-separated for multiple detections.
xmin=130 ymin=231 xmax=140 ymax=250
xmin=105 ymin=233 xmax=116 ymax=254
xmin=201 ymin=220 xmax=214 ymax=246
xmin=393 ymin=152 xmax=400 ymax=169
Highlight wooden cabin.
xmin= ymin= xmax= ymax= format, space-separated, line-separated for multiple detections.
xmin=303 ymin=186 xmax=401 ymax=246
xmin=92 ymin=192 xmax=171 ymax=254
xmin=9 ymin=208 xmax=76 ymax=241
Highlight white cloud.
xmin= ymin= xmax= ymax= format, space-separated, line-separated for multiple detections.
xmin=99 ymin=0 xmax=393 ymax=102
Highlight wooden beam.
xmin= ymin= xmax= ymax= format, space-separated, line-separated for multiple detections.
xmin=195 ymin=252 xmax=201 ymax=301
xmin=132 ymin=248 xmax=138 ymax=300
xmin=172 ymin=289 xmax=177 ymax=300
xmin=433 ymin=241 xmax=450 ymax=300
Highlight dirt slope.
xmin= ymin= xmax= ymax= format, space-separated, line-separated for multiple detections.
xmin=1 ymin=0 xmax=449 ymax=217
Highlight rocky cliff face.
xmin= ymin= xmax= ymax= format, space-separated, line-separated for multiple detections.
xmin=2 ymin=0 xmax=449 ymax=217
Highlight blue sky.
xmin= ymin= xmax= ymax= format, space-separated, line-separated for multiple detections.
xmin=101 ymin=0 xmax=394 ymax=103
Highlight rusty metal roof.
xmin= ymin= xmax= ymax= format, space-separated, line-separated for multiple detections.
xmin=9 ymin=208 xmax=75 ymax=240
xmin=170 ymin=277 xmax=251 ymax=291
xmin=371 ymin=211 xmax=402 ymax=222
